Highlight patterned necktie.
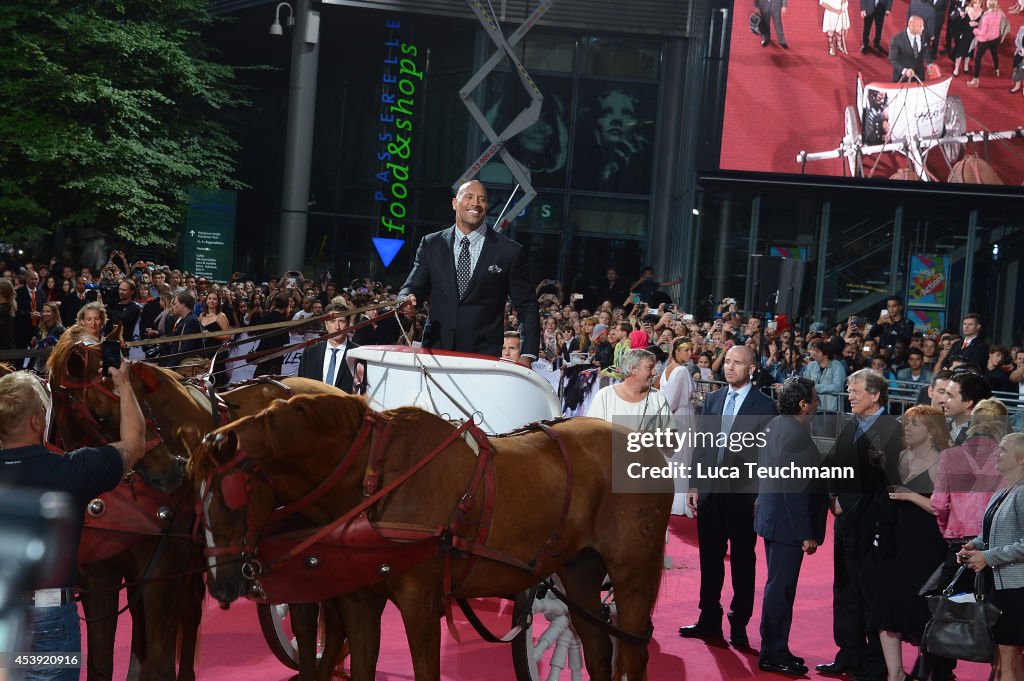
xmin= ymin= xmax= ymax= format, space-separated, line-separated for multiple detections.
xmin=717 ymin=391 xmax=739 ymax=465
xmin=456 ymin=235 xmax=472 ymax=300
xmin=325 ymin=347 xmax=340 ymax=386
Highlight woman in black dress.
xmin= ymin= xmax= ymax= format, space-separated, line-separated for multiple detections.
xmin=871 ymin=405 xmax=951 ymax=681
xmin=0 ymin=279 xmax=16 ymax=351
xmin=198 ymin=290 xmax=231 ymax=387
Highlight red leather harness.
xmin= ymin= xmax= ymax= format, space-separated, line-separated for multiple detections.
xmin=199 ymin=412 xmax=575 ymax=621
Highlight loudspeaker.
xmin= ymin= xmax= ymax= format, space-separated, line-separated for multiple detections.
xmin=749 ymin=255 xmax=808 ymax=318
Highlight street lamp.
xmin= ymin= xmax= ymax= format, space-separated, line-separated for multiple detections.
xmin=269 ymin=2 xmax=295 ymax=36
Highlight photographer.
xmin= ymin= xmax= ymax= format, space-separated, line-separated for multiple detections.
xmin=0 ymin=364 xmax=145 ymax=681
xmin=103 ymin=279 xmax=142 ymax=340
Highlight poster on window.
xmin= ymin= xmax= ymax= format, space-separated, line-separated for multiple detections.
xmin=907 ymin=255 xmax=949 ymax=308
xmin=571 ymin=81 xmax=657 ymax=195
xmin=478 ymin=73 xmax=572 ymax=189
xmin=907 ymin=309 xmax=946 ymax=336
xmin=769 ymin=246 xmax=808 ymax=260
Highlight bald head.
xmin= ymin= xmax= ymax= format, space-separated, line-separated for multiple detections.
xmin=723 ymin=345 xmax=757 ymax=389
xmin=452 ymin=179 xmax=488 ymax=233
xmin=908 ymin=15 xmax=925 ymax=35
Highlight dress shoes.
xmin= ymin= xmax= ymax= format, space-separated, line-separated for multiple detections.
xmin=759 ymin=658 xmax=809 ymax=676
xmin=762 ymin=39 xmax=770 ymax=47
xmin=861 ymin=44 xmax=870 ymax=54
xmin=816 ymin=661 xmax=855 ymax=676
xmin=780 ymin=42 xmax=789 ymax=49
xmin=727 ymin=613 xmax=749 ymax=648
xmin=678 ymin=621 xmax=724 ymax=639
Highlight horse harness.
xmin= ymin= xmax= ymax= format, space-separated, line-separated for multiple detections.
xmin=198 ymin=411 xmax=648 ymax=644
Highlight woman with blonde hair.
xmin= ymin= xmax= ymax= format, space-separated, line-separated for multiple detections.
xmin=75 ymin=301 xmax=108 ymax=343
xmin=0 ymin=279 xmax=16 ymax=351
xmin=958 ymin=432 xmax=1024 ymax=681
xmin=926 ymin=397 xmax=1008 ymax=679
xmin=967 ymin=0 xmax=1008 ymax=87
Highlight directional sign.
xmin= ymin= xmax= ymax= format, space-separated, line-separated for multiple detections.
xmin=180 ymin=189 xmax=237 ymax=282
xmin=372 ymin=237 xmax=404 ymax=267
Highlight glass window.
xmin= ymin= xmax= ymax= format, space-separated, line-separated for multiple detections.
xmin=478 ymin=73 xmax=572 ymax=190
xmin=521 ymin=32 xmax=576 ymax=73
xmin=510 ymin=230 xmax=563 ymax=286
xmin=571 ymin=81 xmax=658 ymax=195
xmin=582 ymin=37 xmax=662 ymax=79
xmin=563 ymin=235 xmax=644 ymax=301
xmin=569 ymin=196 xmax=648 ymax=237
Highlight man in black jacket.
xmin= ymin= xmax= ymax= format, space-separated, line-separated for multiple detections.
xmin=254 ymin=294 xmax=291 ymax=377
xmin=296 ymin=303 xmax=358 ymax=392
xmin=161 ymin=292 xmax=203 ymax=366
xmin=818 ymin=369 xmax=901 ymax=681
xmin=869 ymin=296 xmax=915 ymax=350
xmin=941 ymin=313 xmax=989 ymax=369
xmin=890 ymin=15 xmax=931 ymax=82
xmin=861 ymin=0 xmax=892 ymax=52
xmin=104 ymin=279 xmax=142 ymax=340
xmin=399 ymin=180 xmax=539 ymax=364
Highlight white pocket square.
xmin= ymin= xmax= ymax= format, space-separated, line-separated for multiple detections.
xmin=488 ymin=264 xmax=503 ymax=273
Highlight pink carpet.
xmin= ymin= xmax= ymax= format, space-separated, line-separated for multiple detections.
xmin=721 ymin=0 xmax=1024 ymax=182
xmin=88 ymin=515 xmax=994 ymax=680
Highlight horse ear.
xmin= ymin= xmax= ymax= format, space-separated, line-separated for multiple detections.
xmin=104 ymin=323 xmax=124 ymax=343
xmin=132 ymin=361 xmax=161 ymax=393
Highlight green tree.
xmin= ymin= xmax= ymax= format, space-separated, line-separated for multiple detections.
xmin=0 ymin=0 xmax=243 ymax=246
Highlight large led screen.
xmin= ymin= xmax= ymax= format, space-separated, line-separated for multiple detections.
xmin=719 ymin=0 xmax=1024 ymax=185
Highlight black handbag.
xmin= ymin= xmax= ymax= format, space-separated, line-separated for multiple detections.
xmin=749 ymin=11 xmax=764 ymax=35
xmin=923 ymin=565 xmax=1000 ymax=663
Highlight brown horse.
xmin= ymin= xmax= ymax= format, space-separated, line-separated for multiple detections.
xmin=193 ymin=393 xmax=673 ymax=681
xmin=46 ymin=333 xmax=344 ymax=681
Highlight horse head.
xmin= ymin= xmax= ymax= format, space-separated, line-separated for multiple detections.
xmin=191 ymin=393 xmax=370 ymax=607
xmin=47 ymin=330 xmax=188 ymax=493
xmin=192 ymin=425 xmax=277 ymax=607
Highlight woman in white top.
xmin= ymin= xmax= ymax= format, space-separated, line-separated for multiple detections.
xmin=587 ymin=348 xmax=672 ymax=432
xmin=657 ymin=338 xmax=698 ymax=433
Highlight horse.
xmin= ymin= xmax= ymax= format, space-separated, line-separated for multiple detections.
xmin=193 ymin=393 xmax=673 ymax=681
xmin=46 ymin=331 xmax=346 ymax=681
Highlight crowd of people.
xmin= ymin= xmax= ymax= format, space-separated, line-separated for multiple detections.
xmin=3 ymin=178 xmax=1024 ymax=681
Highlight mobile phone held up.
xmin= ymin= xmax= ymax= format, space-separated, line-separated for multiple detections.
xmin=632 ymin=293 xmax=642 ymax=305
xmin=102 ymin=340 xmax=122 ymax=375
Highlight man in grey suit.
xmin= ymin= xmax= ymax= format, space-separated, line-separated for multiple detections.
xmin=679 ymin=345 xmax=777 ymax=648
xmin=400 ymin=180 xmax=539 ymax=363
xmin=861 ymin=0 xmax=892 ymax=53
xmin=756 ymin=377 xmax=829 ymax=676
xmin=757 ymin=0 xmax=789 ymax=48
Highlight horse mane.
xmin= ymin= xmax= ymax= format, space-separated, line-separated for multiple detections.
xmin=191 ymin=393 xmax=372 ymax=476
xmin=46 ymin=329 xmax=94 ymax=378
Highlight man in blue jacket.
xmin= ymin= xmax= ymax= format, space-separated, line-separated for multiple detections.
xmin=755 ymin=376 xmax=829 ymax=675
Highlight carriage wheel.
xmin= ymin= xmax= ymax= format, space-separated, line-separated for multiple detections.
xmin=939 ymin=95 xmax=966 ymax=165
xmin=510 ymin=578 xmax=618 ymax=681
xmin=842 ymin=105 xmax=862 ymax=177
xmin=257 ymin=603 xmax=325 ymax=671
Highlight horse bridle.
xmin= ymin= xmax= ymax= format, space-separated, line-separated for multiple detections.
xmin=54 ymin=344 xmax=184 ymax=473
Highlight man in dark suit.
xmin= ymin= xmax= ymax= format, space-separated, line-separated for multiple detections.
xmin=756 ymin=377 xmax=830 ymax=676
xmin=14 ymin=270 xmax=47 ymax=349
xmin=756 ymin=0 xmax=789 ymax=48
xmin=861 ymin=0 xmax=891 ymax=53
xmin=399 ymin=180 xmax=539 ymax=363
xmin=254 ymin=294 xmax=291 ymax=377
xmin=890 ymin=15 xmax=931 ymax=81
xmin=817 ymin=369 xmax=901 ymax=681
xmin=297 ymin=303 xmax=358 ymax=392
xmin=61 ymin=277 xmax=100 ymax=328
xmin=680 ymin=345 xmax=777 ymax=648
xmin=941 ymin=313 xmax=989 ymax=369
xmin=161 ymin=291 xmax=203 ymax=366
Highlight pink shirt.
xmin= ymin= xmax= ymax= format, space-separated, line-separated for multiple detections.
xmin=932 ymin=437 xmax=1003 ymax=539
xmin=974 ymin=10 xmax=1004 ymax=43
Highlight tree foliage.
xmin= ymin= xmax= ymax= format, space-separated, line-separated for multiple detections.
xmin=0 ymin=0 xmax=244 ymax=246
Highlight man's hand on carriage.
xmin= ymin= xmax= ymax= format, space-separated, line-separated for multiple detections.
xmin=399 ymin=294 xmax=418 ymax=318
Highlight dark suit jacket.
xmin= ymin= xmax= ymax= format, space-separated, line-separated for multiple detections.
xmin=162 ymin=313 xmax=203 ymax=364
xmin=826 ymin=409 xmax=902 ymax=557
xmin=755 ymin=415 xmax=830 ymax=546
xmin=693 ymin=383 xmax=777 ymax=495
xmin=14 ymin=285 xmax=47 ymax=347
xmin=944 ymin=336 xmax=989 ymax=369
xmin=862 ymin=0 xmax=891 ymax=14
xmin=297 ymin=340 xmax=357 ymax=393
xmin=400 ymin=226 xmax=539 ymax=358
xmin=890 ymin=30 xmax=930 ymax=81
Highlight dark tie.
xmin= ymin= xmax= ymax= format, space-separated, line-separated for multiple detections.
xmin=912 ymin=37 xmax=919 ymax=56
xmin=457 ymin=236 xmax=472 ymax=300
xmin=325 ymin=347 xmax=340 ymax=385
xmin=717 ymin=391 xmax=739 ymax=465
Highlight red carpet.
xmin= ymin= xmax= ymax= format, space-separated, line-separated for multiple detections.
xmin=721 ymin=0 xmax=1024 ymax=182
xmin=88 ymin=515 xmax=994 ymax=680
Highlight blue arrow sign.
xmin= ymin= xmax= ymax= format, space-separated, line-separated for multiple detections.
xmin=372 ymin=238 xmax=404 ymax=267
